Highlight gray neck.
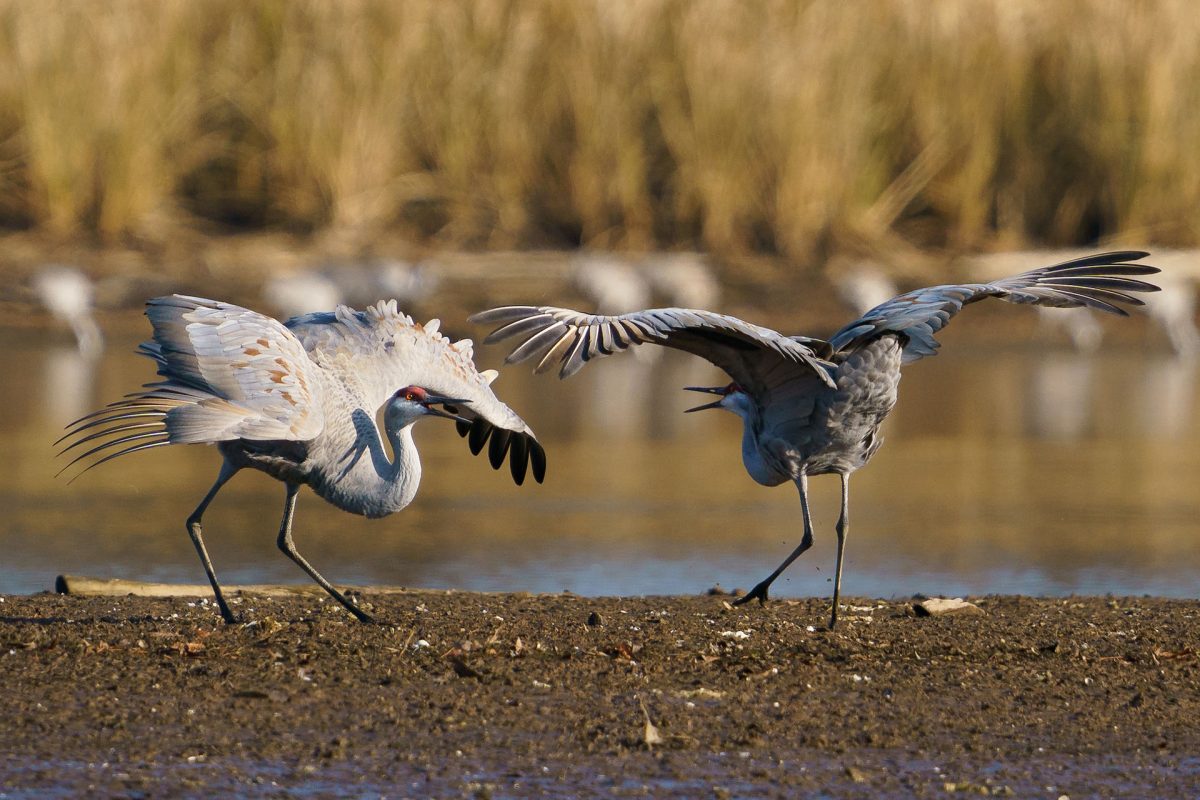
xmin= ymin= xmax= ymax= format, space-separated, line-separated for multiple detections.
xmin=736 ymin=408 xmax=789 ymax=487
xmin=312 ymin=409 xmax=423 ymax=518
xmin=373 ymin=423 xmax=423 ymax=515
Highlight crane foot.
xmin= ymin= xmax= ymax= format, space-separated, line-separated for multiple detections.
xmin=348 ymin=607 xmax=376 ymax=624
xmin=731 ymin=581 xmax=771 ymax=607
xmin=214 ymin=599 xmax=240 ymax=625
xmin=337 ymin=596 xmax=375 ymax=624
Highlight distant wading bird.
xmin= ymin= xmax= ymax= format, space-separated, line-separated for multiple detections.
xmin=472 ymin=252 xmax=1159 ymax=628
xmin=58 ymin=296 xmax=545 ymax=624
xmin=32 ymin=264 xmax=104 ymax=357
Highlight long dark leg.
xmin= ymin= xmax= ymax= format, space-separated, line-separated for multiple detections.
xmin=733 ymin=472 xmax=814 ymax=608
xmin=829 ymin=472 xmax=850 ymax=630
xmin=275 ymin=482 xmax=374 ymax=623
xmin=186 ymin=461 xmax=240 ymax=624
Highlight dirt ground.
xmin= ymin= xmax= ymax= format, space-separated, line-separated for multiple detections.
xmin=1 ymin=591 xmax=1198 ymax=798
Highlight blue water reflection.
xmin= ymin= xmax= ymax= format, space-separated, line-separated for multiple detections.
xmin=5 ymin=325 xmax=1199 ymax=599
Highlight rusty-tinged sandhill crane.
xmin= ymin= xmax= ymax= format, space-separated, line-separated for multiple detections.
xmin=58 ymin=295 xmax=545 ymax=624
xmin=473 ymin=252 xmax=1159 ymax=628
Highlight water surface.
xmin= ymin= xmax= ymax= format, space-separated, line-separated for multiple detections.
xmin=6 ymin=325 xmax=1198 ymax=600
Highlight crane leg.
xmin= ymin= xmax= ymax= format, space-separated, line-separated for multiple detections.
xmin=829 ymin=473 xmax=850 ymax=630
xmin=732 ymin=472 xmax=814 ymax=608
xmin=275 ymin=482 xmax=375 ymax=624
xmin=186 ymin=462 xmax=240 ymax=624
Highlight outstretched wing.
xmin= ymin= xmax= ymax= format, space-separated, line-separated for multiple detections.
xmin=828 ymin=251 xmax=1160 ymax=361
xmin=287 ymin=301 xmax=545 ymax=485
xmin=142 ymin=295 xmax=325 ymax=441
xmin=57 ymin=295 xmax=324 ymax=477
xmin=469 ymin=306 xmax=837 ymax=396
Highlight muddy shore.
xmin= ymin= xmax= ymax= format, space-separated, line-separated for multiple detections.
xmin=1 ymin=591 xmax=1197 ymax=798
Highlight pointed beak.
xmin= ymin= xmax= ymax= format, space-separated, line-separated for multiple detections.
xmin=683 ymin=386 xmax=725 ymax=413
xmin=422 ymin=395 xmax=473 ymax=424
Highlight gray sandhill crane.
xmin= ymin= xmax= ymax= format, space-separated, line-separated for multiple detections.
xmin=32 ymin=264 xmax=104 ymax=357
xmin=571 ymin=254 xmax=652 ymax=314
xmin=263 ymin=260 xmax=440 ymax=319
xmin=58 ymin=295 xmax=545 ymax=624
xmin=472 ymin=251 xmax=1159 ymax=628
xmin=834 ymin=262 xmax=898 ymax=317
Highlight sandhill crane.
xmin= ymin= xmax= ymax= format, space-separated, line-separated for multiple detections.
xmin=262 ymin=270 xmax=343 ymax=318
xmin=32 ymin=264 xmax=104 ymax=357
xmin=263 ymin=260 xmax=440 ymax=320
xmin=58 ymin=295 xmax=545 ymax=624
xmin=472 ymin=251 xmax=1159 ymax=628
xmin=1036 ymin=271 xmax=1200 ymax=357
xmin=642 ymin=253 xmax=721 ymax=310
xmin=834 ymin=262 xmax=899 ymax=317
xmin=571 ymin=254 xmax=652 ymax=314
xmin=970 ymin=250 xmax=1200 ymax=357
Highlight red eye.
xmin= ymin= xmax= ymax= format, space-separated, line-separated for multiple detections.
xmin=397 ymin=386 xmax=425 ymax=402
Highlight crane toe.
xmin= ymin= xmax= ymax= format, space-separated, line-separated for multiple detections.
xmin=731 ymin=583 xmax=771 ymax=607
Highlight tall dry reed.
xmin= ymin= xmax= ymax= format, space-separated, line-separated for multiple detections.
xmin=0 ymin=0 xmax=1197 ymax=260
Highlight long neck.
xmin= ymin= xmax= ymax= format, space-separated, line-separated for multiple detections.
xmin=736 ymin=408 xmax=788 ymax=487
xmin=312 ymin=409 xmax=423 ymax=518
xmin=371 ymin=423 xmax=423 ymax=514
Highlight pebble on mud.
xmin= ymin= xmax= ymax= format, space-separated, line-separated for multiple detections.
xmin=913 ymin=598 xmax=984 ymax=617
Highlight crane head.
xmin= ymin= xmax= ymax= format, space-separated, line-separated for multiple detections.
xmin=386 ymin=385 xmax=473 ymax=426
xmin=683 ymin=382 xmax=746 ymax=413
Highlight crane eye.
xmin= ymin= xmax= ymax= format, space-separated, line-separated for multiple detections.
xmin=396 ymin=386 xmax=424 ymax=402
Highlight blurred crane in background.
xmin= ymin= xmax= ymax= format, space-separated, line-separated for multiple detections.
xmin=263 ymin=260 xmax=440 ymax=319
xmin=32 ymin=265 xmax=104 ymax=358
xmin=966 ymin=250 xmax=1199 ymax=357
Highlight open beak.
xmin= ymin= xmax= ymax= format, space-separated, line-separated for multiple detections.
xmin=683 ymin=385 xmax=726 ymax=413
xmin=422 ymin=395 xmax=473 ymax=423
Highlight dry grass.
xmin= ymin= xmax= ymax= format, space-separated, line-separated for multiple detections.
xmin=0 ymin=0 xmax=1197 ymax=261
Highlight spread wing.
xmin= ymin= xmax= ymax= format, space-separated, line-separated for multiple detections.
xmin=828 ymin=251 xmax=1160 ymax=361
xmin=469 ymin=306 xmax=837 ymax=398
xmin=287 ymin=301 xmax=544 ymax=484
xmin=57 ymin=295 xmax=325 ymax=477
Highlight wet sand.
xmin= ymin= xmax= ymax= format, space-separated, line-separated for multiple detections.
xmin=1 ymin=591 xmax=1198 ymax=798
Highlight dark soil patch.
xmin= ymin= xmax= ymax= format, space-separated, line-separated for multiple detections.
xmin=1 ymin=592 xmax=1198 ymax=797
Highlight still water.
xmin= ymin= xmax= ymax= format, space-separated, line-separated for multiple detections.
xmin=4 ymin=324 xmax=1199 ymax=600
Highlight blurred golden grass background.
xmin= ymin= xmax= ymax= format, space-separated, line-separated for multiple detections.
xmin=1 ymin=0 xmax=1198 ymax=266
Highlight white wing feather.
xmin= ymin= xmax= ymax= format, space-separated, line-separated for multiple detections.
xmin=145 ymin=295 xmax=324 ymax=442
xmin=287 ymin=300 xmax=533 ymax=436
xmin=287 ymin=300 xmax=545 ymax=483
xmin=57 ymin=296 xmax=545 ymax=485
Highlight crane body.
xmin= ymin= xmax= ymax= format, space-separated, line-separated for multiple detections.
xmin=59 ymin=295 xmax=545 ymax=624
xmin=473 ymin=251 xmax=1160 ymax=628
